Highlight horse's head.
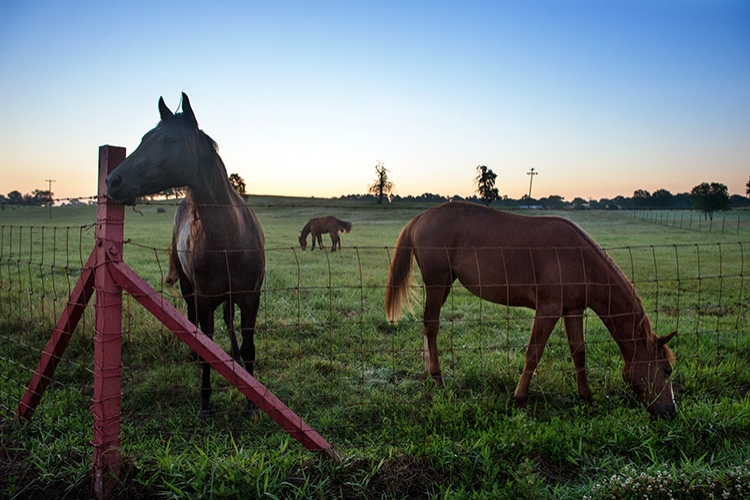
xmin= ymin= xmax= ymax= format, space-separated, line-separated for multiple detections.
xmin=623 ymin=331 xmax=677 ymax=418
xmin=106 ymin=93 xmax=203 ymax=205
xmin=298 ymin=233 xmax=307 ymax=250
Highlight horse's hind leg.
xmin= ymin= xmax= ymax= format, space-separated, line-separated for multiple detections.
xmin=423 ymin=284 xmax=452 ymax=386
xmin=563 ymin=313 xmax=593 ymax=403
xmin=514 ymin=312 xmax=559 ymax=408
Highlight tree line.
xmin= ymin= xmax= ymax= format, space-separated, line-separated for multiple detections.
xmin=4 ymin=167 xmax=749 ymax=220
xmin=0 ymin=189 xmax=54 ymax=206
xmin=358 ymin=163 xmax=750 ymax=220
xmin=0 ymin=173 xmax=250 ymax=208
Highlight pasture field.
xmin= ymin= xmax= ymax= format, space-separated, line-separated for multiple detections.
xmin=1 ymin=199 xmax=749 ymax=499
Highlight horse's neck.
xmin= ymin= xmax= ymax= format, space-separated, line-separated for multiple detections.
xmin=186 ymin=156 xmax=245 ymax=237
xmin=300 ymin=223 xmax=310 ymax=238
xmin=589 ymin=274 xmax=653 ymax=356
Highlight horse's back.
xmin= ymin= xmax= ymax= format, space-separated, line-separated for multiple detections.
xmin=409 ymin=202 xmax=607 ymax=310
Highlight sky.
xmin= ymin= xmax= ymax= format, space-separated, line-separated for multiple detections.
xmin=1 ymin=0 xmax=748 ymax=203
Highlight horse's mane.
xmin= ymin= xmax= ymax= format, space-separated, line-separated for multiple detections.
xmin=161 ymin=111 xmax=239 ymax=203
xmin=573 ymin=220 xmax=654 ymax=338
xmin=160 ymin=112 xmax=220 ymax=155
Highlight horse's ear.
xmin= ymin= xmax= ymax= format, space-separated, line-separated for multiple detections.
xmin=658 ymin=331 xmax=677 ymax=347
xmin=181 ymin=92 xmax=198 ymax=128
xmin=158 ymin=97 xmax=173 ymax=121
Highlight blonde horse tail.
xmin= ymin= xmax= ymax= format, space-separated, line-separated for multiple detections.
xmin=385 ymin=221 xmax=417 ymax=323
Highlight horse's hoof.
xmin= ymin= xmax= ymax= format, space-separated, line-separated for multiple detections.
xmin=514 ymin=395 xmax=528 ymax=408
xmin=244 ymin=400 xmax=260 ymax=417
xmin=197 ymin=406 xmax=215 ymax=419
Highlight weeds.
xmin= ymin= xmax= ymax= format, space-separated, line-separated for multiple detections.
xmin=1 ymin=203 xmax=749 ymax=498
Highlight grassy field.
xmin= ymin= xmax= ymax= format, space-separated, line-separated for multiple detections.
xmin=1 ymin=199 xmax=749 ymax=499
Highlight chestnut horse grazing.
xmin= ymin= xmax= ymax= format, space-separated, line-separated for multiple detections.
xmin=385 ymin=202 xmax=676 ymax=418
xmin=106 ymin=93 xmax=265 ymax=418
xmin=299 ymin=216 xmax=352 ymax=251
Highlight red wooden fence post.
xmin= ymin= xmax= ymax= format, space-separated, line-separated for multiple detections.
xmin=92 ymin=145 xmax=126 ymax=499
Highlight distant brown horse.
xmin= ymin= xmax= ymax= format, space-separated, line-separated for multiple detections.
xmin=385 ymin=201 xmax=676 ymax=418
xmin=299 ymin=216 xmax=352 ymax=252
xmin=106 ymin=93 xmax=265 ymax=418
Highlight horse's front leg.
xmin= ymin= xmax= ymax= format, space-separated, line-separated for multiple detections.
xmin=224 ymin=300 xmax=241 ymax=363
xmin=564 ymin=313 xmax=593 ymax=403
xmin=197 ymin=306 xmax=216 ymax=418
xmin=239 ymin=292 xmax=261 ymax=414
xmin=330 ymin=232 xmax=338 ymax=252
xmin=514 ymin=313 xmax=559 ymax=408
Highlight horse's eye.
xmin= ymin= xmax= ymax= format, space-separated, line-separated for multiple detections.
xmin=664 ymin=367 xmax=673 ymax=377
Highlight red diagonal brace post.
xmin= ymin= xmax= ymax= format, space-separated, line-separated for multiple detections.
xmin=92 ymin=145 xmax=126 ymax=499
xmin=107 ymin=260 xmax=340 ymax=461
xmin=17 ymin=248 xmax=97 ymax=420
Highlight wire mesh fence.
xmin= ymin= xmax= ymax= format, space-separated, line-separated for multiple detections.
xmin=1 ymin=214 xmax=748 ymax=457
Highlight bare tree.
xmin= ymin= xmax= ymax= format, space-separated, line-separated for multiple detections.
xmin=475 ymin=165 xmax=499 ymax=206
xmin=368 ymin=161 xmax=393 ymax=204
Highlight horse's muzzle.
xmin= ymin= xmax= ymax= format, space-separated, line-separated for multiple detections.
xmin=105 ymin=172 xmax=138 ymax=205
xmin=650 ymin=403 xmax=677 ymax=420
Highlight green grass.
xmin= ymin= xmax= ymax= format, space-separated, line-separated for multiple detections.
xmin=1 ymin=200 xmax=749 ymax=499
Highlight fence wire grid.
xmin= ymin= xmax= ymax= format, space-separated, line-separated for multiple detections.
xmin=1 ymin=215 xmax=749 ymax=454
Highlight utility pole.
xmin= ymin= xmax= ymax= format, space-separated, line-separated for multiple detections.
xmin=527 ymin=168 xmax=538 ymax=200
xmin=45 ymin=179 xmax=55 ymax=219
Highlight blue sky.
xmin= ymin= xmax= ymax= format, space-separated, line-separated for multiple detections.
xmin=1 ymin=0 xmax=748 ymax=202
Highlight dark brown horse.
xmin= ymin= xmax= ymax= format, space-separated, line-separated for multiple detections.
xmin=299 ymin=216 xmax=352 ymax=252
xmin=106 ymin=93 xmax=265 ymax=418
xmin=385 ymin=201 xmax=676 ymax=418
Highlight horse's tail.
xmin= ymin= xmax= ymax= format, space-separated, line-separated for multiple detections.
xmin=385 ymin=221 xmax=417 ymax=323
xmin=336 ymin=218 xmax=352 ymax=233
xmin=165 ymin=246 xmax=179 ymax=287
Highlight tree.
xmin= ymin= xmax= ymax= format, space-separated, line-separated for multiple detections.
xmin=368 ymin=161 xmax=393 ymax=204
xmin=746 ymin=176 xmax=749 ymax=198
xmin=6 ymin=190 xmax=23 ymax=204
xmin=474 ymin=165 xmax=499 ymax=206
xmin=652 ymin=189 xmax=673 ymax=208
xmin=633 ymin=189 xmax=651 ymax=208
xmin=540 ymin=195 xmax=565 ymax=210
xmin=229 ymin=173 xmax=246 ymax=195
xmin=572 ymin=197 xmax=587 ymax=210
xmin=31 ymin=189 xmax=53 ymax=206
xmin=160 ymin=187 xmax=186 ymax=199
xmin=690 ymin=182 xmax=732 ymax=220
